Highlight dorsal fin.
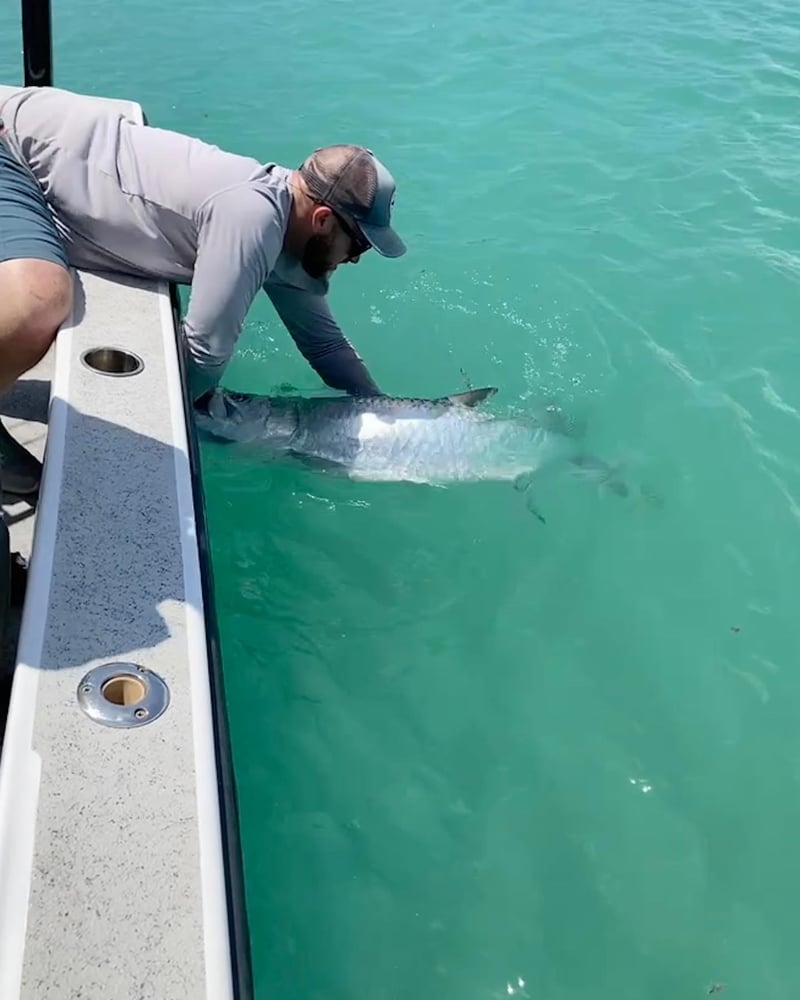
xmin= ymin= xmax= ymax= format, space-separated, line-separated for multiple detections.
xmin=446 ymin=387 xmax=498 ymax=407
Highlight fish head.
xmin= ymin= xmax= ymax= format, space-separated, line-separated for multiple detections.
xmin=195 ymin=389 xmax=299 ymax=448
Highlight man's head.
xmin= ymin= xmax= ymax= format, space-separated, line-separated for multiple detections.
xmin=290 ymin=144 xmax=406 ymax=279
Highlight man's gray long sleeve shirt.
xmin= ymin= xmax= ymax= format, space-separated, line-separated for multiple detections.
xmin=0 ymin=85 xmax=379 ymax=397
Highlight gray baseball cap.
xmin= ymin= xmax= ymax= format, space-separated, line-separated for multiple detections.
xmin=298 ymin=144 xmax=407 ymax=258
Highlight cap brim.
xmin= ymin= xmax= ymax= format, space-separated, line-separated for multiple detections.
xmin=358 ymin=221 xmax=407 ymax=258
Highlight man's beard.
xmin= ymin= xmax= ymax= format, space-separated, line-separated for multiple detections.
xmin=301 ymin=234 xmax=336 ymax=279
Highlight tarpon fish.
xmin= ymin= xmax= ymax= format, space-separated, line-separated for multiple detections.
xmin=194 ymin=385 xmax=629 ymax=520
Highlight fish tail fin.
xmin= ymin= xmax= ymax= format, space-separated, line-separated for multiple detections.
xmin=569 ymin=453 xmax=666 ymax=509
xmin=569 ymin=453 xmax=629 ymax=496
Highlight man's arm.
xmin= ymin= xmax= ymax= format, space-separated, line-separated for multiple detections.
xmin=183 ymin=188 xmax=283 ymax=398
xmin=264 ymin=280 xmax=381 ymax=396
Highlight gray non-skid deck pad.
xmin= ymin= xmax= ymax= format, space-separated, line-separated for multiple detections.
xmin=0 ymin=85 xmax=238 ymax=1000
xmin=0 ymin=89 xmax=238 ymax=992
xmin=0 ymin=269 xmax=235 ymax=999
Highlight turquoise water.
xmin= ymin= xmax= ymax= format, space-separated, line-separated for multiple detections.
xmin=4 ymin=0 xmax=800 ymax=995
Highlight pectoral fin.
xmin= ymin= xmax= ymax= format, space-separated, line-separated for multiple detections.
xmin=513 ymin=471 xmax=535 ymax=492
xmin=288 ymin=451 xmax=349 ymax=476
xmin=526 ymin=493 xmax=547 ymax=524
xmin=512 ymin=471 xmax=546 ymax=524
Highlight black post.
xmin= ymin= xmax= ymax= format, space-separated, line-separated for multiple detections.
xmin=21 ymin=0 xmax=53 ymax=87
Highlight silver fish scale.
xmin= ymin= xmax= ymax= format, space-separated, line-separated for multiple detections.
xmin=197 ymin=390 xmax=569 ymax=484
xmin=293 ymin=401 xmax=551 ymax=483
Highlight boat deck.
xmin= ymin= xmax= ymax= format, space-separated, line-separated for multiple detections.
xmin=0 ymin=85 xmax=251 ymax=1000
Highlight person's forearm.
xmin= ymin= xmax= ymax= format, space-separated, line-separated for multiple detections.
xmin=306 ymin=342 xmax=381 ymax=395
xmin=184 ymin=346 xmax=226 ymax=401
xmin=264 ymin=282 xmax=382 ymax=396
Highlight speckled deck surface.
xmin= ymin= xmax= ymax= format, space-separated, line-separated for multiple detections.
xmin=0 ymin=86 xmax=234 ymax=1000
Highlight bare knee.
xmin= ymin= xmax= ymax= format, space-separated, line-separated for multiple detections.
xmin=15 ymin=258 xmax=72 ymax=335
xmin=0 ymin=258 xmax=72 ymax=363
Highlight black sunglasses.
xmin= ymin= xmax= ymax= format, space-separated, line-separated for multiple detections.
xmin=332 ymin=208 xmax=372 ymax=258
xmin=311 ymin=198 xmax=371 ymax=257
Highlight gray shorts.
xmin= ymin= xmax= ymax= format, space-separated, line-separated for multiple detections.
xmin=0 ymin=136 xmax=69 ymax=268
